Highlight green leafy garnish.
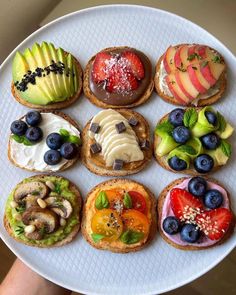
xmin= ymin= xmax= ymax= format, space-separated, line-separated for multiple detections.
xmin=39 ymin=226 xmax=47 ymax=236
xmin=155 ymin=120 xmax=174 ymax=136
xmin=187 ymin=53 xmax=201 ymax=61
xmin=91 ymin=233 xmax=105 ymax=243
xmin=220 ymin=140 xmax=232 ymax=157
xmin=217 ymin=112 xmax=226 ymax=132
xmin=123 ymin=193 xmax=132 ymax=209
xmin=11 ymin=135 xmax=32 ymax=146
xmin=15 ymin=226 xmax=24 ymax=235
xmin=95 ymin=191 xmax=109 ymax=210
xmin=54 ymin=182 xmax=62 ymax=194
xmin=59 ymin=129 xmax=70 ymax=137
xmin=201 ymin=61 xmax=208 ymax=68
xmin=176 ymin=145 xmax=196 ymax=155
xmin=68 ymin=135 xmax=82 ymax=145
xmin=183 ymin=108 xmax=198 ymax=128
xmin=212 ymin=55 xmax=222 ymax=63
xmin=15 ymin=204 xmax=26 ymax=213
xmin=120 ymin=230 xmax=144 ymax=244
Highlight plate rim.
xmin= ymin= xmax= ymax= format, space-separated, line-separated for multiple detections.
xmin=0 ymin=4 xmax=235 ymax=295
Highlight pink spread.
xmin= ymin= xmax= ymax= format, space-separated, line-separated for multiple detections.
xmin=161 ymin=178 xmax=230 ymax=247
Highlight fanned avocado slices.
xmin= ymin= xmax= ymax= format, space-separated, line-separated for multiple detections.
xmin=12 ymin=41 xmax=79 ymax=106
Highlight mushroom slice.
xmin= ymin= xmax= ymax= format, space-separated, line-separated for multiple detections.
xmin=25 ymin=230 xmax=43 ymax=240
xmin=24 ymin=194 xmax=38 ymax=209
xmin=14 ymin=182 xmax=49 ymax=203
xmin=22 ymin=207 xmax=58 ymax=234
xmin=45 ymin=197 xmax=73 ymax=219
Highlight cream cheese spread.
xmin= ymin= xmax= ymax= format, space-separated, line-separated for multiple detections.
xmin=89 ymin=109 xmax=144 ymax=166
xmin=9 ymin=113 xmax=80 ymax=172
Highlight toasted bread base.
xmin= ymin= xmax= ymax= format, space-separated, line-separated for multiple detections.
xmin=154 ymin=108 xmax=223 ymax=175
xmin=154 ymin=44 xmax=227 ymax=106
xmin=11 ymin=56 xmax=83 ymax=110
xmin=81 ymin=178 xmax=157 ymax=253
xmin=158 ymin=177 xmax=235 ymax=250
xmin=83 ymin=46 xmax=154 ymax=109
xmin=4 ymin=174 xmax=83 ymax=248
xmin=8 ymin=111 xmax=82 ymax=173
xmin=81 ymin=109 xmax=152 ymax=176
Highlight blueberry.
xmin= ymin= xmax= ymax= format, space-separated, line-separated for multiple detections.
xmin=194 ymin=154 xmax=214 ymax=173
xmin=44 ymin=150 xmax=61 ymax=165
xmin=180 ymin=224 xmax=200 ymax=243
xmin=169 ymin=108 xmax=185 ymax=127
xmin=25 ymin=111 xmax=42 ymax=126
xmin=163 ymin=216 xmax=181 ymax=235
xmin=205 ymin=111 xmax=217 ymax=126
xmin=188 ymin=177 xmax=207 ymax=197
xmin=201 ymin=133 xmax=220 ymax=150
xmin=60 ymin=142 xmax=77 ymax=159
xmin=25 ymin=127 xmax=43 ymax=143
xmin=172 ymin=126 xmax=190 ymax=144
xmin=10 ymin=120 xmax=28 ymax=136
xmin=204 ymin=189 xmax=223 ymax=209
xmin=168 ymin=156 xmax=187 ymax=171
xmin=46 ymin=133 xmax=63 ymax=150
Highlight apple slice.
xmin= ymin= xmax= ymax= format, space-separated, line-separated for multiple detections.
xmin=187 ymin=64 xmax=211 ymax=94
xmin=200 ymin=61 xmax=225 ymax=86
xmin=174 ymin=45 xmax=185 ymax=68
xmin=163 ymin=46 xmax=177 ymax=74
xmin=165 ymin=74 xmax=189 ymax=104
xmin=175 ymin=71 xmax=199 ymax=100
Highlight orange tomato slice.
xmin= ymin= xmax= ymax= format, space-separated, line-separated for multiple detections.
xmin=91 ymin=209 xmax=123 ymax=242
xmin=105 ymin=189 xmax=124 ymax=214
xmin=122 ymin=209 xmax=150 ymax=236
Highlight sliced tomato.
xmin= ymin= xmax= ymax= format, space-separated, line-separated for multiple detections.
xmin=105 ymin=189 xmax=124 ymax=213
xmin=91 ymin=209 xmax=123 ymax=242
xmin=127 ymin=191 xmax=147 ymax=214
xmin=122 ymin=209 xmax=149 ymax=236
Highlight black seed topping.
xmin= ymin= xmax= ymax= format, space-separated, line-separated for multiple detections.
xmin=15 ymin=59 xmax=75 ymax=92
xmin=113 ymin=159 xmax=124 ymax=170
xmin=115 ymin=122 xmax=126 ymax=133
xmin=90 ymin=123 xmax=100 ymax=134
xmin=90 ymin=142 xmax=102 ymax=154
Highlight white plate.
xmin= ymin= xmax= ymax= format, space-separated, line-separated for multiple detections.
xmin=0 ymin=5 xmax=235 ymax=295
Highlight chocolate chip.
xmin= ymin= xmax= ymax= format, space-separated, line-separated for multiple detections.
xmin=115 ymin=122 xmax=126 ymax=133
xmin=139 ymin=139 xmax=150 ymax=150
xmin=113 ymin=159 xmax=124 ymax=170
xmin=90 ymin=123 xmax=100 ymax=134
xmin=90 ymin=143 xmax=102 ymax=154
xmin=128 ymin=117 xmax=139 ymax=127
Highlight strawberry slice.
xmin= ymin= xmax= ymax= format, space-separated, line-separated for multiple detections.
xmin=92 ymin=52 xmax=112 ymax=83
xmin=122 ymin=51 xmax=145 ymax=80
xmin=195 ymin=208 xmax=233 ymax=240
xmin=106 ymin=64 xmax=138 ymax=93
xmin=170 ymin=188 xmax=203 ymax=222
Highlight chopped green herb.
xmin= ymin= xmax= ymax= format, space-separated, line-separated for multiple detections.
xmin=54 ymin=182 xmax=62 ymax=194
xmin=201 ymin=61 xmax=208 ymax=68
xmin=212 ymin=55 xmax=222 ymax=63
xmin=187 ymin=53 xmax=201 ymax=61
xmin=15 ymin=204 xmax=26 ymax=213
xmin=15 ymin=226 xmax=24 ymax=235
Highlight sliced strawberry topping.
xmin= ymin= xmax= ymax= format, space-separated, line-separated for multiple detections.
xmin=170 ymin=188 xmax=203 ymax=222
xmin=92 ymin=52 xmax=112 ymax=83
xmin=122 ymin=51 xmax=145 ymax=80
xmin=195 ymin=208 xmax=233 ymax=240
xmin=106 ymin=64 xmax=138 ymax=93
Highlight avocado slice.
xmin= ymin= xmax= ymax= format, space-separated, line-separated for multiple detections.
xmin=57 ymin=47 xmax=72 ymax=96
xmin=18 ymin=48 xmax=51 ymax=105
xmin=72 ymin=58 xmax=79 ymax=93
xmin=191 ymin=107 xmax=217 ymax=137
xmin=41 ymin=41 xmax=62 ymax=100
xmin=66 ymin=53 xmax=75 ymax=97
xmin=48 ymin=43 xmax=68 ymax=101
xmin=31 ymin=43 xmax=57 ymax=101
xmin=155 ymin=135 xmax=180 ymax=157
xmin=12 ymin=52 xmax=29 ymax=82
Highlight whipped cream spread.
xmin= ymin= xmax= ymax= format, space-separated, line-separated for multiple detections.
xmin=161 ymin=178 xmax=230 ymax=247
xmin=9 ymin=113 xmax=80 ymax=172
xmin=158 ymin=59 xmax=220 ymax=106
xmin=89 ymin=109 xmax=144 ymax=166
